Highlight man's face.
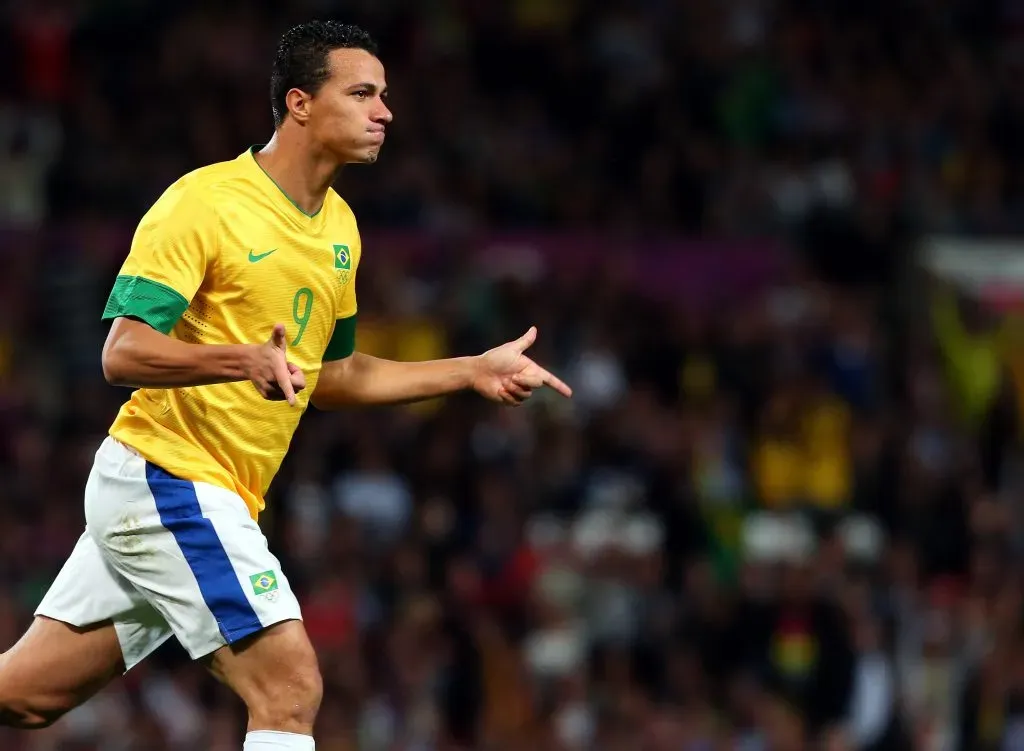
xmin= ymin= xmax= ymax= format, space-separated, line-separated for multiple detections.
xmin=306 ymin=47 xmax=392 ymax=164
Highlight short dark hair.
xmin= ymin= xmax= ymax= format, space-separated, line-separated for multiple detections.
xmin=270 ymin=21 xmax=379 ymax=127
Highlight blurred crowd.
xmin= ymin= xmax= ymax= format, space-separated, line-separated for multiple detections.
xmin=8 ymin=238 xmax=1019 ymax=751
xmin=2 ymin=0 xmax=1024 ymax=235
xmin=3 ymin=0 xmax=1024 ymax=750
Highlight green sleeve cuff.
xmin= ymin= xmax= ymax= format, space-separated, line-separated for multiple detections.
xmin=102 ymin=275 xmax=190 ymax=334
xmin=323 ymin=314 xmax=358 ymax=361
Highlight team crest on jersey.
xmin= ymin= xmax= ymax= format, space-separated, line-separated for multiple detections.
xmin=333 ymin=244 xmax=352 ymax=285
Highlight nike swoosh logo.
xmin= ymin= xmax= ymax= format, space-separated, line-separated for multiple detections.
xmin=248 ymin=248 xmax=278 ymax=263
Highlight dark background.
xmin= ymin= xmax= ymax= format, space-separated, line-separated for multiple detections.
xmin=1 ymin=1 xmax=1022 ymax=749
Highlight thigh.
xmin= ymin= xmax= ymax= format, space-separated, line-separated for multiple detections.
xmin=1 ymin=617 xmax=123 ymax=713
xmin=203 ymin=619 xmax=319 ymax=701
xmin=86 ymin=438 xmax=302 ymax=661
xmin=36 ymin=529 xmax=173 ymax=672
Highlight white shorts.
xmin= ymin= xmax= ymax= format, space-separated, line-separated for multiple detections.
xmin=36 ymin=437 xmax=302 ymax=670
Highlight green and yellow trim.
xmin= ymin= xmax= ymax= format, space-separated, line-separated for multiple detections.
xmin=323 ymin=314 xmax=358 ymax=361
xmin=248 ymin=145 xmax=323 ymax=218
xmin=102 ymin=275 xmax=189 ymax=334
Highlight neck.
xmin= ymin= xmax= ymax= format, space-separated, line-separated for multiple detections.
xmin=253 ymin=128 xmax=340 ymax=215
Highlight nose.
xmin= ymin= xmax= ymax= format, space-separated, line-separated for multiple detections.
xmin=375 ymin=99 xmax=393 ymax=124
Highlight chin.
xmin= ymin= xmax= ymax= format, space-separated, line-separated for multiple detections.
xmin=343 ymin=148 xmax=380 ymax=165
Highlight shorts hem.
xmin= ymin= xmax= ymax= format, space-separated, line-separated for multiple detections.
xmin=33 ymin=610 xmax=152 ymax=674
xmin=221 ymin=619 xmax=267 ymax=645
xmin=33 ymin=608 xmax=94 ymax=628
xmin=187 ymin=613 xmax=304 ymax=661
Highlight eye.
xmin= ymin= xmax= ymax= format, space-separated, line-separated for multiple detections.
xmin=353 ymin=91 xmax=369 ymax=100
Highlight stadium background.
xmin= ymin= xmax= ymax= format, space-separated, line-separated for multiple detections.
xmin=3 ymin=0 xmax=1024 ymax=749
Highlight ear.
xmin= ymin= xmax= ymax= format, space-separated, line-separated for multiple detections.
xmin=285 ymin=88 xmax=313 ymax=124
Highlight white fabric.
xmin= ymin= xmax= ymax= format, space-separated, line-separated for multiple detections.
xmin=847 ymin=653 xmax=895 ymax=748
xmin=243 ymin=730 xmax=315 ymax=750
xmin=36 ymin=437 xmax=302 ymax=669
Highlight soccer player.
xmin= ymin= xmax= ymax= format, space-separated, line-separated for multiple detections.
xmin=0 ymin=21 xmax=571 ymax=751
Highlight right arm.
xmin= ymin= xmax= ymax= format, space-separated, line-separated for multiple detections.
xmin=101 ymin=317 xmax=253 ymax=388
xmin=102 ymin=319 xmax=305 ymax=405
xmin=100 ymin=185 xmax=304 ymax=404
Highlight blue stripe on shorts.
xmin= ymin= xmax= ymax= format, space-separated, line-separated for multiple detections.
xmin=145 ymin=463 xmax=263 ymax=644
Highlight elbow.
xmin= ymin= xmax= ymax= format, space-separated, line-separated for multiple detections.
xmin=308 ymin=388 xmax=331 ymax=411
xmin=101 ymin=342 xmax=131 ymax=387
xmin=310 ymin=360 xmax=350 ymax=411
xmin=101 ymin=352 xmax=125 ymax=387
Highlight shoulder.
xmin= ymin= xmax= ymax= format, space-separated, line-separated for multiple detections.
xmin=184 ymin=158 xmax=251 ymax=195
xmin=143 ymin=157 xmax=254 ymax=224
xmin=325 ymin=188 xmax=362 ymax=256
xmin=326 ymin=188 xmax=359 ymax=227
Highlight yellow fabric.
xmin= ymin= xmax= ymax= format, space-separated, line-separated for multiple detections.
xmin=802 ymin=397 xmax=850 ymax=445
xmin=680 ymin=355 xmax=717 ymax=401
xmin=772 ymin=631 xmax=819 ymax=680
xmin=752 ymin=439 xmax=804 ymax=508
xmin=929 ymin=294 xmax=1024 ymax=432
xmin=801 ymin=399 xmax=852 ymax=508
xmin=997 ymin=313 xmax=1024 ymax=430
xmin=802 ymin=448 xmax=851 ymax=509
xmin=108 ymin=148 xmax=361 ymax=518
xmin=753 ymin=439 xmax=852 ymax=509
xmin=752 ymin=395 xmax=853 ymax=510
xmin=931 ymin=291 xmax=1000 ymax=426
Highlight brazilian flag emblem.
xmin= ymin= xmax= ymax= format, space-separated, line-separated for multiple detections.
xmin=333 ymin=244 xmax=351 ymax=270
xmin=250 ymin=570 xmax=279 ymax=596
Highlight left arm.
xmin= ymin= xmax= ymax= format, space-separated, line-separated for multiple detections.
xmin=311 ymin=351 xmax=476 ymax=409
xmin=311 ymin=326 xmax=571 ymax=410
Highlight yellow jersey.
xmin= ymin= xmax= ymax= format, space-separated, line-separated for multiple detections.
xmin=102 ymin=147 xmax=361 ymax=519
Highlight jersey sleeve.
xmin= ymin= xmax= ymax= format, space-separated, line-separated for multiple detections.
xmin=322 ymin=238 xmax=360 ymax=361
xmin=102 ymin=185 xmax=219 ymax=334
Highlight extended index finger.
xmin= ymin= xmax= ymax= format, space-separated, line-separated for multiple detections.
xmin=540 ymin=368 xmax=573 ymax=398
xmin=273 ymin=354 xmax=297 ymax=406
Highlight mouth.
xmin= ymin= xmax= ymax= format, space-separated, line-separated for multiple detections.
xmin=368 ymin=131 xmax=385 ymax=144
